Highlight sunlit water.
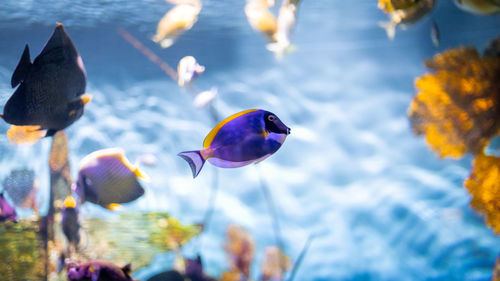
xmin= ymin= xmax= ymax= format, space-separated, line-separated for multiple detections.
xmin=1 ymin=0 xmax=500 ymax=280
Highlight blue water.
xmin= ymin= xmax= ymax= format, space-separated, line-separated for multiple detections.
xmin=1 ymin=0 xmax=500 ymax=280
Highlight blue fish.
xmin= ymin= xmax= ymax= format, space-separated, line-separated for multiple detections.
xmin=0 ymin=192 xmax=17 ymax=223
xmin=178 ymin=109 xmax=290 ymax=178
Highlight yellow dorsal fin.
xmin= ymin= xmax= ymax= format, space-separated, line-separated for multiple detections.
xmin=203 ymin=109 xmax=259 ymax=149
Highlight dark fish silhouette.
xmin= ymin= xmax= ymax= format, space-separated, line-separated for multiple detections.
xmin=1 ymin=23 xmax=91 ymax=141
xmin=67 ymin=260 xmax=135 ymax=281
xmin=62 ymin=196 xmax=80 ymax=249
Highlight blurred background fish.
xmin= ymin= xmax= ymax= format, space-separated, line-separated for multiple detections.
xmin=153 ymin=0 xmax=202 ymax=48
xmin=453 ymin=0 xmax=500 ymax=14
xmin=67 ymin=260 xmax=135 ymax=281
xmin=178 ymin=109 xmax=290 ymax=178
xmin=431 ymin=19 xmax=440 ymax=47
xmin=2 ymin=168 xmax=37 ymax=212
xmin=75 ymin=148 xmax=148 ymax=210
xmin=61 ymin=196 xmax=81 ymax=251
xmin=0 ymin=192 xmax=17 ymax=223
xmin=267 ymin=0 xmax=301 ymax=60
xmin=245 ymin=0 xmax=278 ymax=42
xmin=193 ymin=87 xmax=218 ymax=109
xmin=378 ymin=0 xmax=436 ymax=39
xmin=0 ymin=23 xmax=91 ymax=144
xmin=177 ymin=56 xmax=205 ymax=87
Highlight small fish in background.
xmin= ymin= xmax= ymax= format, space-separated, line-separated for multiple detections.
xmin=153 ymin=0 xmax=202 ymax=48
xmin=3 ymin=168 xmax=37 ymax=212
xmin=453 ymin=0 xmax=500 ymax=15
xmin=378 ymin=0 xmax=436 ymax=40
xmin=267 ymin=0 xmax=301 ymax=60
xmin=193 ymin=87 xmax=217 ymax=108
xmin=0 ymin=192 xmax=17 ymax=223
xmin=66 ymin=260 xmax=135 ymax=281
xmin=177 ymin=56 xmax=205 ymax=87
xmin=178 ymin=109 xmax=290 ymax=178
xmin=245 ymin=0 xmax=278 ymax=42
xmin=75 ymin=148 xmax=148 ymax=210
xmin=431 ymin=20 xmax=440 ymax=47
xmin=0 ymin=23 xmax=92 ymax=144
xmin=62 ymin=196 xmax=81 ymax=250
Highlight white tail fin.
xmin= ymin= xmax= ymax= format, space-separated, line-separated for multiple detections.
xmin=178 ymin=150 xmax=206 ymax=178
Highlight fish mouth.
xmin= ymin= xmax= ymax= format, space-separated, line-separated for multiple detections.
xmin=286 ymin=127 xmax=291 ymax=135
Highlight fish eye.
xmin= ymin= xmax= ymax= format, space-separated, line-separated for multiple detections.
xmin=267 ymin=115 xmax=276 ymax=122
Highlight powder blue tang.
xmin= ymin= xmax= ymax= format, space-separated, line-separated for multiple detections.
xmin=178 ymin=109 xmax=290 ymax=178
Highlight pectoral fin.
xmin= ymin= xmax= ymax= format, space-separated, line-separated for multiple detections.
xmin=11 ymin=44 xmax=32 ymax=88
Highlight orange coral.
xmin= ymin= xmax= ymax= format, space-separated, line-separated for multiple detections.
xmin=261 ymin=246 xmax=290 ymax=281
xmin=408 ymin=47 xmax=500 ymax=158
xmin=223 ymin=225 xmax=255 ymax=279
xmin=493 ymin=254 xmax=500 ymax=281
xmin=464 ymin=154 xmax=500 ymax=234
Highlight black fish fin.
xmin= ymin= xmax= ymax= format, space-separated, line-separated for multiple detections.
xmin=11 ymin=44 xmax=32 ymax=88
xmin=122 ymin=264 xmax=132 ymax=276
xmin=45 ymin=129 xmax=58 ymax=137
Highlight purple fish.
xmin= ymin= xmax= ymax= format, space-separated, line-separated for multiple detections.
xmin=431 ymin=20 xmax=440 ymax=47
xmin=75 ymin=148 xmax=147 ymax=210
xmin=67 ymin=260 xmax=134 ymax=281
xmin=178 ymin=109 xmax=290 ymax=178
xmin=0 ymin=193 xmax=17 ymax=223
